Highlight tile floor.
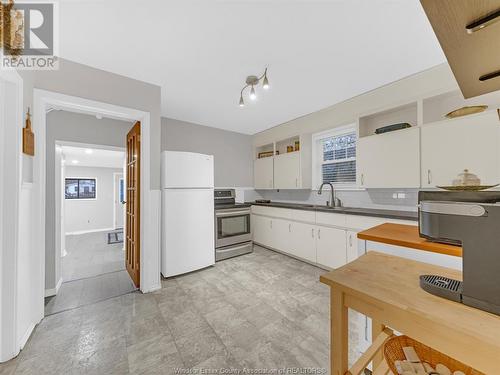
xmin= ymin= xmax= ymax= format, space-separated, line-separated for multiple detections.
xmin=63 ymin=231 xmax=125 ymax=282
xmin=44 ymin=270 xmax=137 ymax=316
xmin=2 ymin=245 xmax=364 ymax=374
xmin=44 ymin=231 xmax=135 ymax=316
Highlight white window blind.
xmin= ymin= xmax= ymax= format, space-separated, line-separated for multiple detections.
xmin=313 ymin=127 xmax=357 ymax=187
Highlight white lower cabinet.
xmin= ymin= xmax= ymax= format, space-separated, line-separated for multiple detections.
xmin=253 ymin=213 xmax=354 ymax=268
xmin=251 ymin=207 xmax=415 ymax=268
xmin=290 ymin=221 xmax=316 ymax=262
xmin=316 ymin=226 xmax=347 ymax=269
xmin=252 ymin=214 xmax=272 ymax=245
xmin=346 ymin=230 xmax=359 ymax=263
xmin=270 ymin=218 xmax=290 ymax=252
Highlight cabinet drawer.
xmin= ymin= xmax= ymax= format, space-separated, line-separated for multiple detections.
xmin=316 ymin=211 xmax=346 ymax=227
xmin=345 ymin=215 xmax=387 ymax=231
xmin=251 ymin=205 xmax=292 ymax=219
xmin=346 ymin=215 xmax=417 ymax=230
xmin=290 ymin=209 xmax=315 ymax=223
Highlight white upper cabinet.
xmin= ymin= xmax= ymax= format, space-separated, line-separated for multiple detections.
xmin=254 ymin=157 xmax=274 ymax=189
xmin=253 ymin=135 xmax=311 ymax=190
xmin=357 ymin=127 xmax=421 ymax=188
xmin=274 ymin=152 xmax=300 ymax=189
xmin=421 ymin=111 xmax=500 ymax=187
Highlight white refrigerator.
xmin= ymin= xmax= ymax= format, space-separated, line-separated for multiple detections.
xmin=161 ymin=151 xmax=215 ymax=277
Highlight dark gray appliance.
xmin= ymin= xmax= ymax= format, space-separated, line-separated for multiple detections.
xmin=418 ymin=191 xmax=500 ymax=315
xmin=214 ymin=189 xmax=253 ymax=261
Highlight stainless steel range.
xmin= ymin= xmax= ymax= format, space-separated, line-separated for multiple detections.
xmin=214 ymin=189 xmax=252 ymax=261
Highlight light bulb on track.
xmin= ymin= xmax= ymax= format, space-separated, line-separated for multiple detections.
xmin=250 ymin=86 xmax=257 ymax=101
xmin=263 ymin=75 xmax=269 ymax=90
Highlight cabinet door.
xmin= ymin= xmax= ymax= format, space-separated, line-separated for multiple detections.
xmin=421 ymin=111 xmax=500 ymax=187
xmin=316 ymin=226 xmax=347 ymax=269
xmin=346 ymin=230 xmax=359 ymax=263
xmin=290 ymin=221 xmax=316 ymax=262
xmin=358 ymin=127 xmax=420 ymax=188
xmin=252 ymin=214 xmax=271 ymax=246
xmin=274 ymin=152 xmax=300 ymax=189
xmin=254 ymin=157 xmax=274 ymax=189
xmin=269 ymin=218 xmax=290 ymax=253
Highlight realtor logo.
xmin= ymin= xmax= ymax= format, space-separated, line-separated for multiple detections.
xmin=0 ymin=1 xmax=58 ymax=70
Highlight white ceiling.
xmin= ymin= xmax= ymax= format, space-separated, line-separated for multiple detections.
xmin=57 ymin=0 xmax=445 ymax=134
xmin=61 ymin=146 xmax=125 ymax=169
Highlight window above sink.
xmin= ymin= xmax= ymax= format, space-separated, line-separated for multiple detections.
xmin=312 ymin=124 xmax=357 ymax=190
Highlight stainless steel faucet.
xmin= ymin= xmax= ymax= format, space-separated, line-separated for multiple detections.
xmin=318 ymin=182 xmax=341 ymax=208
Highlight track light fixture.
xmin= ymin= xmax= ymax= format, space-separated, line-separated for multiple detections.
xmin=238 ymin=68 xmax=269 ymax=107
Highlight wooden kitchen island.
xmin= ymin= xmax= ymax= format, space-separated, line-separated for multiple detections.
xmin=320 ymin=252 xmax=500 ymax=375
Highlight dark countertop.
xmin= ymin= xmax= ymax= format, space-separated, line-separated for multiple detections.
xmin=248 ymin=201 xmax=418 ymax=221
xmin=215 ymin=203 xmax=252 ymax=210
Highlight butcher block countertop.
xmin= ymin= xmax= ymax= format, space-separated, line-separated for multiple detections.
xmin=357 ymin=223 xmax=462 ymax=257
xmin=319 ymin=252 xmax=500 ymax=374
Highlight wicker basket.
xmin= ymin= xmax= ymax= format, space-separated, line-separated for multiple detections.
xmin=383 ymin=335 xmax=484 ymax=375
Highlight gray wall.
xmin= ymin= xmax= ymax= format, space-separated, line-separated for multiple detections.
xmin=64 ymin=166 xmax=123 ymax=233
xmin=162 ymin=118 xmax=253 ymax=187
xmin=19 ymin=58 xmax=161 ymax=188
xmin=47 ymin=110 xmax=131 ymax=288
xmin=19 ymin=58 xmax=162 ymax=291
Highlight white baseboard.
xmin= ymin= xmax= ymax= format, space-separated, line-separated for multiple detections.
xmin=141 ymin=283 xmax=162 ymax=293
xmin=44 ymin=277 xmax=63 ymax=297
xmin=18 ymin=322 xmax=35 ymax=350
xmin=65 ymin=227 xmax=115 ymax=236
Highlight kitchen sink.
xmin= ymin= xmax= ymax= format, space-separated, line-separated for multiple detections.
xmin=317 ymin=205 xmax=344 ymax=210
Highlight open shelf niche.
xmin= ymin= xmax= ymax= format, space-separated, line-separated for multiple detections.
xmin=255 ymin=142 xmax=274 ymax=160
xmin=358 ymin=102 xmax=418 ymax=138
xmin=275 ymin=135 xmax=300 ymax=157
xmin=423 ymin=89 xmax=500 ymax=124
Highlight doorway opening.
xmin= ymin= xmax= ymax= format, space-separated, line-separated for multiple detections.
xmin=43 ymin=112 xmax=140 ymax=316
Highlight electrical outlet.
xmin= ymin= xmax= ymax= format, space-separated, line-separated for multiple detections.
xmin=397 ymin=193 xmax=406 ymax=199
xmin=392 ymin=193 xmax=398 ymax=199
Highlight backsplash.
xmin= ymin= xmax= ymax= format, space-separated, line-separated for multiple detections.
xmin=241 ymin=188 xmax=419 ymax=211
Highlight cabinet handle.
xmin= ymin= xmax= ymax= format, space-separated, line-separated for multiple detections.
xmin=270 ymin=220 xmax=272 ymax=229
xmin=318 ymin=229 xmax=321 ymax=239
xmin=288 ymin=223 xmax=291 ymax=232
xmin=427 ymin=169 xmax=432 ymax=185
xmin=349 ymin=234 xmax=353 ymax=247
xmin=311 ymin=228 xmax=314 ymax=238
xmin=295 ymin=178 xmax=298 ymax=187
xmin=361 ymin=173 xmax=364 ymax=186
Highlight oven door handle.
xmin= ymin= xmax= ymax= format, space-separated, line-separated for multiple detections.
xmin=216 ymin=243 xmax=252 ymax=253
xmin=216 ymin=210 xmax=251 ymax=217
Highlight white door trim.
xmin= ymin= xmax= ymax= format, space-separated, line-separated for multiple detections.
xmin=0 ymin=69 xmax=23 ymax=362
xmin=33 ymin=89 xmax=160 ymax=325
xmin=113 ymin=172 xmax=124 ymax=229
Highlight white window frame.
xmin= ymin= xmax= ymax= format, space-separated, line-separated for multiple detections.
xmin=312 ymin=123 xmax=358 ymax=190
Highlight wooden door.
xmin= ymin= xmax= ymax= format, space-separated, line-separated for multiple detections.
xmin=126 ymin=121 xmax=140 ymax=287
